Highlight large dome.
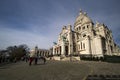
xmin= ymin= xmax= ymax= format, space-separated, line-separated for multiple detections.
xmin=74 ymin=10 xmax=93 ymax=26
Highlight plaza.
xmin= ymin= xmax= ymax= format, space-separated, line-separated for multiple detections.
xmin=0 ymin=60 xmax=120 ymax=80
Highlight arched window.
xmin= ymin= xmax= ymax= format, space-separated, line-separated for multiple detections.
xmin=83 ymin=34 xmax=86 ymax=37
xmin=87 ymin=25 xmax=89 ymax=28
xmin=77 ymin=28 xmax=79 ymax=31
xmin=73 ymin=45 xmax=76 ymax=52
xmin=82 ymin=26 xmax=85 ymax=30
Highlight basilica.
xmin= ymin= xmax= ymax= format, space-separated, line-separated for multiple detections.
xmin=53 ymin=10 xmax=120 ymax=58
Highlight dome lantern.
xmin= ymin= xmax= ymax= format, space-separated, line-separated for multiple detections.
xmin=74 ymin=9 xmax=93 ymax=27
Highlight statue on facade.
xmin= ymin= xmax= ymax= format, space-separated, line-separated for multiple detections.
xmin=62 ymin=35 xmax=68 ymax=43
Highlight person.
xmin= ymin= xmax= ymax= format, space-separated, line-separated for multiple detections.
xmin=29 ymin=50 xmax=35 ymax=66
xmin=34 ymin=56 xmax=38 ymax=65
xmin=25 ymin=56 xmax=29 ymax=62
xmin=43 ymin=57 xmax=46 ymax=64
xmin=29 ymin=57 xmax=34 ymax=66
xmin=0 ymin=56 xmax=2 ymax=63
xmin=14 ymin=57 xmax=17 ymax=63
xmin=40 ymin=56 xmax=46 ymax=64
xmin=34 ymin=50 xmax=39 ymax=65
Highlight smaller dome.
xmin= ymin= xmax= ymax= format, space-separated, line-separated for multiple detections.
xmin=75 ymin=10 xmax=93 ymax=26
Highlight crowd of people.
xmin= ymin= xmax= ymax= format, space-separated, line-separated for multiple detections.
xmin=0 ymin=51 xmax=46 ymax=66
xmin=0 ymin=56 xmax=9 ymax=63
xmin=28 ymin=49 xmax=46 ymax=66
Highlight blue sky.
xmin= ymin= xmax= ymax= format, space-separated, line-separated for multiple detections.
xmin=0 ymin=0 xmax=120 ymax=49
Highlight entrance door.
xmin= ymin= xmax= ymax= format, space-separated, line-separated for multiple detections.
xmin=60 ymin=46 xmax=61 ymax=55
xmin=65 ymin=46 xmax=68 ymax=56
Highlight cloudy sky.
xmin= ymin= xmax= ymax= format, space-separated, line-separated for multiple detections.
xmin=0 ymin=0 xmax=120 ymax=49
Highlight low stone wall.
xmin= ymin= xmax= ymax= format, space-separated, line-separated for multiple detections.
xmin=51 ymin=56 xmax=80 ymax=61
xmin=61 ymin=57 xmax=70 ymax=61
xmin=52 ymin=56 xmax=60 ymax=61
xmin=70 ymin=56 xmax=80 ymax=61
xmin=112 ymin=53 xmax=120 ymax=56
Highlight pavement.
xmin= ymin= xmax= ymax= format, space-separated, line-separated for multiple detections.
xmin=0 ymin=60 xmax=120 ymax=80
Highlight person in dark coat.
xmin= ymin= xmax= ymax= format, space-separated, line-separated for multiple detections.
xmin=40 ymin=56 xmax=46 ymax=64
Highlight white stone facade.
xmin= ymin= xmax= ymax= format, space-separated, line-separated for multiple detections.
xmin=53 ymin=10 xmax=120 ymax=58
xmin=30 ymin=46 xmax=51 ymax=57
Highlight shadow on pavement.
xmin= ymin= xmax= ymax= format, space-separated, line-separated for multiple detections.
xmin=85 ymin=74 xmax=120 ymax=80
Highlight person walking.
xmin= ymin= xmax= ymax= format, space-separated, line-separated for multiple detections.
xmin=29 ymin=50 xmax=35 ymax=66
xmin=34 ymin=53 xmax=38 ymax=65
xmin=34 ymin=46 xmax=38 ymax=65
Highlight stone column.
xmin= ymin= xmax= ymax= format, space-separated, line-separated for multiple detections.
xmin=108 ymin=45 xmax=112 ymax=55
xmin=68 ymin=32 xmax=73 ymax=55
xmin=53 ymin=46 xmax=55 ymax=55
xmin=86 ymin=36 xmax=91 ymax=55
xmin=94 ymin=36 xmax=103 ymax=57
xmin=84 ymin=37 xmax=92 ymax=55
xmin=58 ymin=46 xmax=60 ymax=55
xmin=40 ymin=51 xmax=42 ymax=56
xmin=57 ymin=47 xmax=59 ymax=55
xmin=55 ymin=48 xmax=57 ymax=55
xmin=41 ymin=51 xmax=43 ymax=56
xmin=61 ymin=43 xmax=65 ymax=55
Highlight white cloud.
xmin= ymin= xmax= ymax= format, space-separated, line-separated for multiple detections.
xmin=0 ymin=8 xmax=75 ymax=50
xmin=0 ymin=0 xmax=120 ymax=49
xmin=0 ymin=27 xmax=55 ymax=49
